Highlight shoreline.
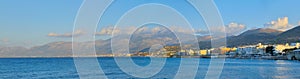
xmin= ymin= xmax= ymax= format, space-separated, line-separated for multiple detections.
xmin=0 ymin=56 xmax=294 ymax=61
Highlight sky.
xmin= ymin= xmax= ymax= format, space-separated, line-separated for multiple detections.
xmin=1 ymin=0 xmax=300 ymax=47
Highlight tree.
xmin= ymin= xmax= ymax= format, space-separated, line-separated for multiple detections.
xmin=266 ymin=46 xmax=275 ymax=56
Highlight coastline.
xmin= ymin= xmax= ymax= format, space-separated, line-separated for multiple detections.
xmin=0 ymin=55 xmax=292 ymax=61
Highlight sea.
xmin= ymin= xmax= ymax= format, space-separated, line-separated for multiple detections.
xmin=0 ymin=57 xmax=300 ymax=79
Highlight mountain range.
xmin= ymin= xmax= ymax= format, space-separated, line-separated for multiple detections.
xmin=227 ymin=26 xmax=300 ymax=47
xmin=1 ymin=26 xmax=300 ymax=57
xmin=226 ymin=28 xmax=283 ymax=47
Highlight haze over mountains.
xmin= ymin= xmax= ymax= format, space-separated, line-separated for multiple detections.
xmin=1 ymin=26 xmax=300 ymax=57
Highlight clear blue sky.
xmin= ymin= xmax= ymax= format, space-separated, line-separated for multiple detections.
xmin=1 ymin=0 xmax=300 ymax=47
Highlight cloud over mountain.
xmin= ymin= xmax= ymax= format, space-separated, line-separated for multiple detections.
xmin=96 ymin=26 xmax=199 ymax=36
xmin=0 ymin=38 xmax=9 ymax=46
xmin=0 ymin=38 xmax=9 ymax=43
xmin=47 ymin=30 xmax=83 ymax=37
xmin=96 ymin=26 xmax=121 ymax=35
xmin=193 ymin=22 xmax=247 ymax=36
xmin=225 ymin=22 xmax=247 ymax=36
xmin=264 ymin=17 xmax=293 ymax=31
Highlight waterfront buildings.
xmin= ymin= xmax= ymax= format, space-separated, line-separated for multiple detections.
xmin=108 ymin=42 xmax=300 ymax=58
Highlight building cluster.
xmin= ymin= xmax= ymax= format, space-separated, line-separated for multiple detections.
xmin=130 ymin=43 xmax=300 ymax=58
xmin=132 ymin=45 xmax=234 ymax=57
xmin=231 ymin=43 xmax=300 ymax=58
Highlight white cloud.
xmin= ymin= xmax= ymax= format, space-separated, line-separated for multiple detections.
xmin=96 ymin=26 xmax=133 ymax=36
xmin=1 ymin=38 xmax=9 ymax=43
xmin=151 ymin=26 xmax=167 ymax=33
xmin=0 ymin=38 xmax=9 ymax=46
xmin=96 ymin=26 xmax=168 ymax=35
xmin=96 ymin=26 xmax=119 ymax=35
xmin=225 ymin=22 xmax=247 ymax=36
xmin=194 ymin=29 xmax=209 ymax=36
xmin=194 ymin=22 xmax=247 ymax=36
xmin=47 ymin=30 xmax=83 ymax=37
xmin=264 ymin=17 xmax=293 ymax=31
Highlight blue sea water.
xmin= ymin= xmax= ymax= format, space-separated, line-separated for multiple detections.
xmin=0 ymin=57 xmax=300 ymax=79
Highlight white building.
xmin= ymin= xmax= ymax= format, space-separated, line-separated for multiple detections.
xmin=237 ymin=46 xmax=256 ymax=55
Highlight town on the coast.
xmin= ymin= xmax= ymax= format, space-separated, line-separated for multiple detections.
xmin=99 ymin=42 xmax=300 ymax=60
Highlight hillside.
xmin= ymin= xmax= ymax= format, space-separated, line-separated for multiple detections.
xmin=275 ymin=26 xmax=300 ymax=43
xmin=227 ymin=28 xmax=283 ymax=47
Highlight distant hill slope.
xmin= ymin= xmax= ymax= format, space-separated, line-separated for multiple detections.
xmin=227 ymin=28 xmax=283 ymax=47
xmin=275 ymin=26 xmax=300 ymax=43
xmin=239 ymin=28 xmax=283 ymax=36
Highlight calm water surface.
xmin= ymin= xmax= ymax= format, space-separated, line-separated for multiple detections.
xmin=0 ymin=57 xmax=299 ymax=79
